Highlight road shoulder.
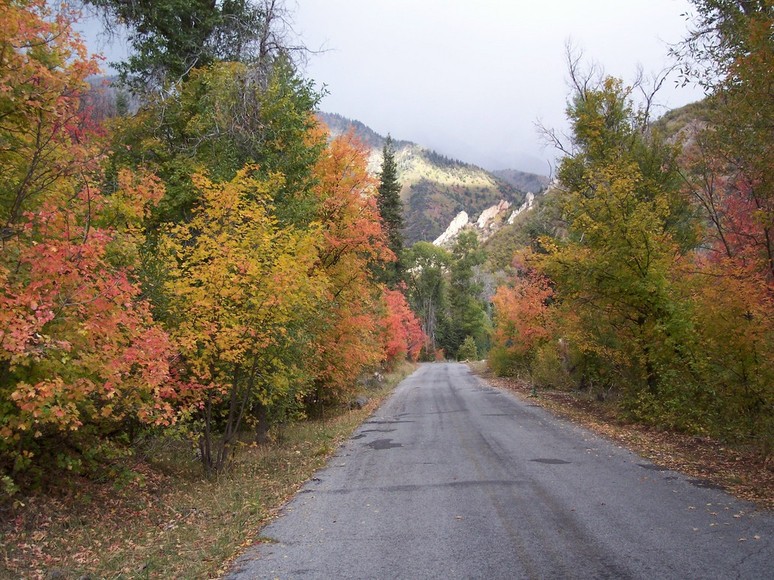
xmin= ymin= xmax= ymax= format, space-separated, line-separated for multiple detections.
xmin=469 ymin=361 xmax=773 ymax=510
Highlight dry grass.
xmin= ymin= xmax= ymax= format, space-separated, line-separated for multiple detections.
xmin=471 ymin=362 xmax=773 ymax=511
xmin=0 ymin=363 xmax=415 ymax=579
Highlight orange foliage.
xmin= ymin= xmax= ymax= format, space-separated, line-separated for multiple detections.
xmin=382 ymin=287 xmax=425 ymax=366
xmin=492 ymin=264 xmax=555 ymax=361
xmin=0 ymin=175 xmax=177 ymax=444
xmin=0 ymin=3 xmax=177 ymax=456
xmin=308 ymin=129 xmax=390 ymax=399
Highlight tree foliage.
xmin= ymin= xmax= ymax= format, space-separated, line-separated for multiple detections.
xmin=0 ymin=2 xmax=176 ymax=480
xmin=160 ymin=168 xmax=323 ymax=473
xmin=404 ymin=242 xmax=451 ymax=356
xmin=490 ymin=256 xmax=555 ymax=377
xmin=88 ymin=0 xmax=300 ymax=93
xmin=376 ymin=135 xmax=404 ymax=287
xmin=447 ymin=231 xmax=489 ymax=356
xmin=306 ymin=130 xmax=391 ymax=405
xmin=491 ymin=41 xmax=773 ymax=450
xmin=1 ymin=1 xmax=426 ymax=486
xmin=404 ymin=233 xmax=491 ymax=359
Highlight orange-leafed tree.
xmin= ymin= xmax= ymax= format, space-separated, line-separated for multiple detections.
xmin=0 ymin=2 xmax=177 ymax=480
xmin=306 ymin=129 xmax=392 ymax=405
xmin=490 ymin=255 xmax=556 ymax=377
xmin=382 ymin=287 xmax=425 ymax=366
xmin=0 ymin=1 xmax=101 ymax=230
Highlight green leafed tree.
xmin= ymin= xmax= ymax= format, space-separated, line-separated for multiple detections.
xmin=377 ymin=135 xmax=405 ymax=287
xmin=404 ymin=242 xmax=451 ymax=356
xmin=543 ymin=72 xmax=695 ymax=398
xmin=447 ymin=231 xmax=490 ymax=357
xmin=88 ymin=0 xmax=298 ymax=93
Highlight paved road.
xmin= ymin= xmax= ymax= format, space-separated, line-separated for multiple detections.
xmin=227 ymin=363 xmax=773 ymax=579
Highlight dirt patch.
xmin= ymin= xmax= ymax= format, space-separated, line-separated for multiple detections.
xmin=473 ymin=364 xmax=773 ymax=511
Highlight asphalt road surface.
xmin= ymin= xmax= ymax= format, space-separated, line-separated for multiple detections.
xmin=227 ymin=362 xmax=773 ymax=579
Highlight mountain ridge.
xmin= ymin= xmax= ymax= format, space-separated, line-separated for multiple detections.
xmin=317 ymin=112 xmax=549 ymax=244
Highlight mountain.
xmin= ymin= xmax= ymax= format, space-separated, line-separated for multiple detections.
xmin=491 ymin=169 xmax=550 ymax=194
xmin=317 ymin=112 xmax=548 ymax=244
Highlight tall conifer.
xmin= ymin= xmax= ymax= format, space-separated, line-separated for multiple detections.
xmin=377 ymin=136 xmax=404 ymax=287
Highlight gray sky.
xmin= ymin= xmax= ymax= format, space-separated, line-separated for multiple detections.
xmin=291 ymin=0 xmax=706 ymax=174
xmin=83 ymin=0 xmax=707 ymax=175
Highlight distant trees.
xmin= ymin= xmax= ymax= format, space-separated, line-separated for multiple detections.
xmin=404 ymin=232 xmax=490 ymax=360
xmin=404 ymin=242 xmax=450 ymax=355
xmin=447 ymin=232 xmax=489 ymax=356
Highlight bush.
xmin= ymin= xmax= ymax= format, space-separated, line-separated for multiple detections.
xmin=531 ymin=342 xmax=573 ymax=389
xmin=457 ymin=336 xmax=478 ymax=361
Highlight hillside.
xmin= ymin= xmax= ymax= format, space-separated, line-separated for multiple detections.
xmin=318 ymin=112 xmax=548 ymax=244
xmin=491 ymin=168 xmax=550 ymax=194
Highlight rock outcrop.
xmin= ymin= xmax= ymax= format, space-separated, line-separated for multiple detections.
xmin=433 ymin=211 xmax=470 ymax=246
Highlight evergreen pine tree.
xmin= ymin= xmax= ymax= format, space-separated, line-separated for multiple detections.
xmin=377 ymin=135 xmax=405 ymax=287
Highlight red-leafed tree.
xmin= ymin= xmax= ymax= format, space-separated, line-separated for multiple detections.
xmin=0 ymin=2 xmax=177 ymax=480
xmin=382 ymin=287 xmax=424 ymax=366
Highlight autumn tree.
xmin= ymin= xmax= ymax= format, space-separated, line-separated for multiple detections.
xmin=679 ymin=0 xmax=773 ymax=280
xmin=160 ymin=168 xmax=324 ymax=473
xmin=382 ymin=288 xmax=425 ymax=366
xmin=0 ymin=2 xmax=177 ymax=483
xmin=539 ymin=72 xmax=697 ymax=404
xmin=1 ymin=0 xmax=100 ymax=232
xmin=673 ymin=0 xmax=774 ymax=444
xmin=306 ymin=130 xmax=391 ymax=406
xmin=108 ymin=59 xmax=322 ymax=230
xmin=491 ymin=255 xmax=556 ymax=377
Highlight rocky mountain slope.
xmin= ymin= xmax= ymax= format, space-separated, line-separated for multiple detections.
xmin=318 ymin=112 xmax=548 ymax=244
xmin=491 ymin=169 xmax=550 ymax=194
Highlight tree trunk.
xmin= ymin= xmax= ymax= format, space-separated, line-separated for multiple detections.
xmin=254 ymin=401 xmax=270 ymax=444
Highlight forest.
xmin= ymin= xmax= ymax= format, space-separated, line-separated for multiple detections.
xmin=0 ymin=0 xmax=771 ymax=576
xmin=0 ymin=0 xmax=425 ymax=488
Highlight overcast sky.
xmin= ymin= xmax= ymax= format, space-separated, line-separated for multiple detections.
xmin=84 ymin=0 xmax=707 ymax=175
xmin=290 ymin=0 xmax=706 ymax=174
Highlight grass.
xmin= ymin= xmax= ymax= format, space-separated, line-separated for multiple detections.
xmin=0 ymin=363 xmax=416 ymax=579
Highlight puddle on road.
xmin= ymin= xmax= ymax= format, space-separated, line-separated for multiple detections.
xmin=531 ymin=458 xmax=571 ymax=465
xmin=366 ymin=438 xmax=403 ymax=450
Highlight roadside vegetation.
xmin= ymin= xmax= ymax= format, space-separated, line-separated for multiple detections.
xmin=487 ymin=1 xmax=773 ymax=461
xmin=0 ymin=363 xmax=414 ymax=579
xmin=0 ymin=3 xmax=424 ymax=574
